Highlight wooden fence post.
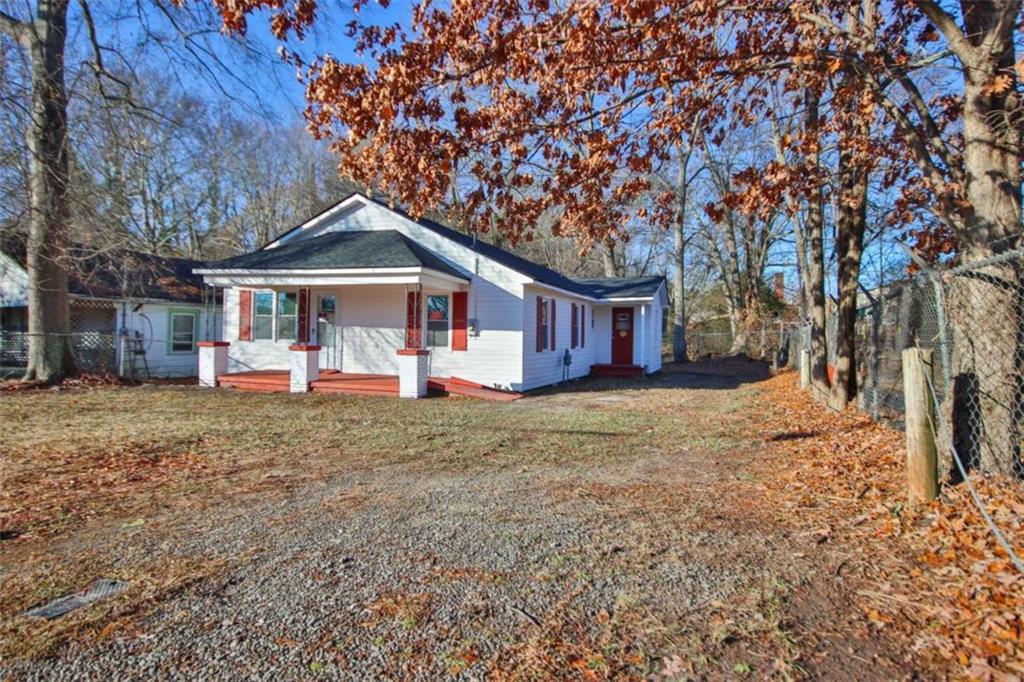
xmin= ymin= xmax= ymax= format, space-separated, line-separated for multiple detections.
xmin=799 ymin=349 xmax=811 ymax=389
xmin=902 ymin=348 xmax=939 ymax=504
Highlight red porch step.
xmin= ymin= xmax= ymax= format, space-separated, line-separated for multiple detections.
xmin=311 ymin=373 xmax=399 ymax=396
xmin=217 ymin=370 xmax=290 ymax=392
xmin=428 ymin=376 xmax=523 ymax=402
xmin=590 ymin=363 xmax=645 ymax=377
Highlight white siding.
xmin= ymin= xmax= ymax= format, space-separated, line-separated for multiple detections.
xmin=592 ymin=306 xmax=612 ymax=364
xmin=270 ymin=200 xmax=528 ymax=390
xmin=117 ymin=301 xmax=221 ymax=377
xmin=425 ymin=279 xmax=525 ymax=390
xmin=647 ymin=302 xmax=664 ymax=373
xmin=222 ymin=278 xmax=525 ymax=390
xmin=0 ymin=252 xmax=28 ymax=307
xmin=591 ymin=303 xmax=662 ymax=372
xmin=217 ymin=198 xmax=667 ymax=392
xmin=520 ymin=287 xmax=597 ymax=391
xmin=337 ymin=285 xmax=403 ymax=375
xmin=222 ymin=287 xmax=293 ymax=373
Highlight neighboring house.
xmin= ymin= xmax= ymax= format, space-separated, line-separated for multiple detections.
xmin=195 ymin=192 xmax=668 ymax=396
xmin=0 ymin=247 xmax=222 ymax=377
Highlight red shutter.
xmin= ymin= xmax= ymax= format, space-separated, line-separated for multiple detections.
xmin=580 ymin=305 xmax=586 ymax=347
xmin=550 ymin=299 xmax=556 ymax=350
xmin=297 ymin=288 xmax=310 ymax=343
xmin=405 ymin=291 xmax=422 ymax=348
xmin=535 ymin=296 xmax=544 ymax=352
xmin=452 ymin=291 xmax=468 ymax=351
xmin=571 ymin=303 xmax=578 ymax=349
xmin=238 ymin=289 xmax=252 ymax=341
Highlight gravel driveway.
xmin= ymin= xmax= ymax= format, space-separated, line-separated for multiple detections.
xmin=2 ymin=360 xmax=904 ymax=680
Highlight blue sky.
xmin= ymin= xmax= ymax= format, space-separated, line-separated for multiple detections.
xmin=215 ymin=0 xmax=416 ymax=124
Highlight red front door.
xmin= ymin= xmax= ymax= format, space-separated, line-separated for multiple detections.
xmin=611 ymin=307 xmax=634 ymax=364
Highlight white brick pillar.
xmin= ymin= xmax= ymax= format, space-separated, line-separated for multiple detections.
xmin=289 ymin=344 xmax=321 ymax=393
xmin=197 ymin=341 xmax=229 ymax=387
xmin=397 ymin=349 xmax=429 ymax=398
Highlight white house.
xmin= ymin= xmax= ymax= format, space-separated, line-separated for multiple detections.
xmin=194 ymin=192 xmax=668 ymax=398
xmin=0 ymin=248 xmax=221 ymax=378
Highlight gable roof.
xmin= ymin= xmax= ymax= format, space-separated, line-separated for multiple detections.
xmin=268 ymin=192 xmax=666 ymax=301
xmin=1 ymin=245 xmax=212 ymax=305
xmin=205 ymin=230 xmax=467 ymax=280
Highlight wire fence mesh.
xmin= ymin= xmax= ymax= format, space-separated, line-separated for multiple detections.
xmin=0 ymin=331 xmax=118 ymax=375
xmin=0 ymin=330 xmax=202 ymax=379
xmin=777 ymin=250 xmax=1024 ymax=569
xmin=687 ymin=321 xmax=793 ymax=364
xmin=784 ymin=248 xmax=1024 ymax=480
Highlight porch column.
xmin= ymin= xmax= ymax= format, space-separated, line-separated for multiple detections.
xmin=289 ymin=344 xmax=320 ymax=393
xmin=197 ymin=341 xmax=230 ymax=388
xmin=397 ymin=349 xmax=430 ymax=398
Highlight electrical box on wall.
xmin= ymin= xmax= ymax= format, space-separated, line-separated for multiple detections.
xmin=468 ymin=318 xmax=479 ymax=335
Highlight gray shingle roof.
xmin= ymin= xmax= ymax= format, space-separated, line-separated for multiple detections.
xmin=237 ymin=193 xmax=667 ymax=301
xmin=356 ymin=196 xmax=665 ymax=300
xmin=571 ymin=276 xmax=666 ymax=299
xmin=3 ymin=243 xmax=211 ymax=304
xmin=204 ymin=230 xmax=467 ymax=280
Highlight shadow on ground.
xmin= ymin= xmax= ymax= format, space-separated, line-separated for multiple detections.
xmin=528 ymin=355 xmax=772 ymax=398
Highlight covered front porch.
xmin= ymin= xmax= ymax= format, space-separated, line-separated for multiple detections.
xmin=195 ymin=229 xmax=479 ymax=399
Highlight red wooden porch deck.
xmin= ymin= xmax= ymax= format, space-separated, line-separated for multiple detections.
xmin=215 ymin=369 xmax=522 ymax=401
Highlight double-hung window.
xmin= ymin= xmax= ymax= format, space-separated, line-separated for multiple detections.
xmin=168 ymin=310 xmax=198 ymax=353
xmin=253 ymin=291 xmax=274 ymax=340
xmin=249 ymin=291 xmax=298 ymax=341
xmin=426 ymin=295 xmax=449 ymax=348
xmin=277 ymin=292 xmax=297 ymax=341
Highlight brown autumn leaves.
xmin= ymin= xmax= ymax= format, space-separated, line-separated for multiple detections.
xmin=196 ymin=0 xmax=978 ymax=261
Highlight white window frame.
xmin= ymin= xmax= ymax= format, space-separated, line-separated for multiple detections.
xmin=276 ymin=291 xmax=298 ymax=342
xmin=252 ymin=290 xmax=275 ymax=341
xmin=168 ymin=309 xmax=199 ymax=354
xmin=426 ymin=294 xmax=450 ymax=348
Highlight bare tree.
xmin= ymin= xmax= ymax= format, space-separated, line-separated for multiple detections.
xmin=1 ymin=1 xmax=76 ymax=382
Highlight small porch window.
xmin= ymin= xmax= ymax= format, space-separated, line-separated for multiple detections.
xmin=426 ymin=295 xmax=449 ymax=347
xmin=253 ymin=291 xmax=274 ymax=340
xmin=168 ymin=309 xmax=198 ymax=353
xmin=277 ymin=292 xmax=297 ymax=341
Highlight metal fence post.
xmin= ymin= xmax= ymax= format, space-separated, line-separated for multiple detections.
xmin=118 ymin=334 xmax=131 ymax=379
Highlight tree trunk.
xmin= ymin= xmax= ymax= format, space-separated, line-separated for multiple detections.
xmin=601 ymin=236 xmax=624 ymax=277
xmin=945 ymin=1 xmax=1024 ymax=478
xmin=728 ymin=305 xmax=748 ymax=356
xmin=671 ymin=135 xmax=696 ymax=365
xmin=22 ymin=0 xmax=76 ymax=383
xmin=672 ymin=215 xmax=687 ymax=363
xmin=829 ymin=145 xmax=868 ymax=410
xmin=803 ymin=88 xmax=829 ymax=401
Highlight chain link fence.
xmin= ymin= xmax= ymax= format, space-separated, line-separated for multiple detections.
xmin=1 ymin=331 xmax=118 ymax=376
xmin=0 ymin=330 xmax=203 ymax=379
xmin=785 ymin=248 xmax=1024 ymax=480
xmin=687 ymin=321 xmax=793 ymax=364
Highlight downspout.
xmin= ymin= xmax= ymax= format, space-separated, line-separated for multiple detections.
xmin=473 ymin=256 xmax=479 ymax=335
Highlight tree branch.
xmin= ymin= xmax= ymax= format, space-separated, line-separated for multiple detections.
xmin=0 ymin=10 xmax=31 ymax=46
xmin=913 ymin=0 xmax=977 ymax=67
